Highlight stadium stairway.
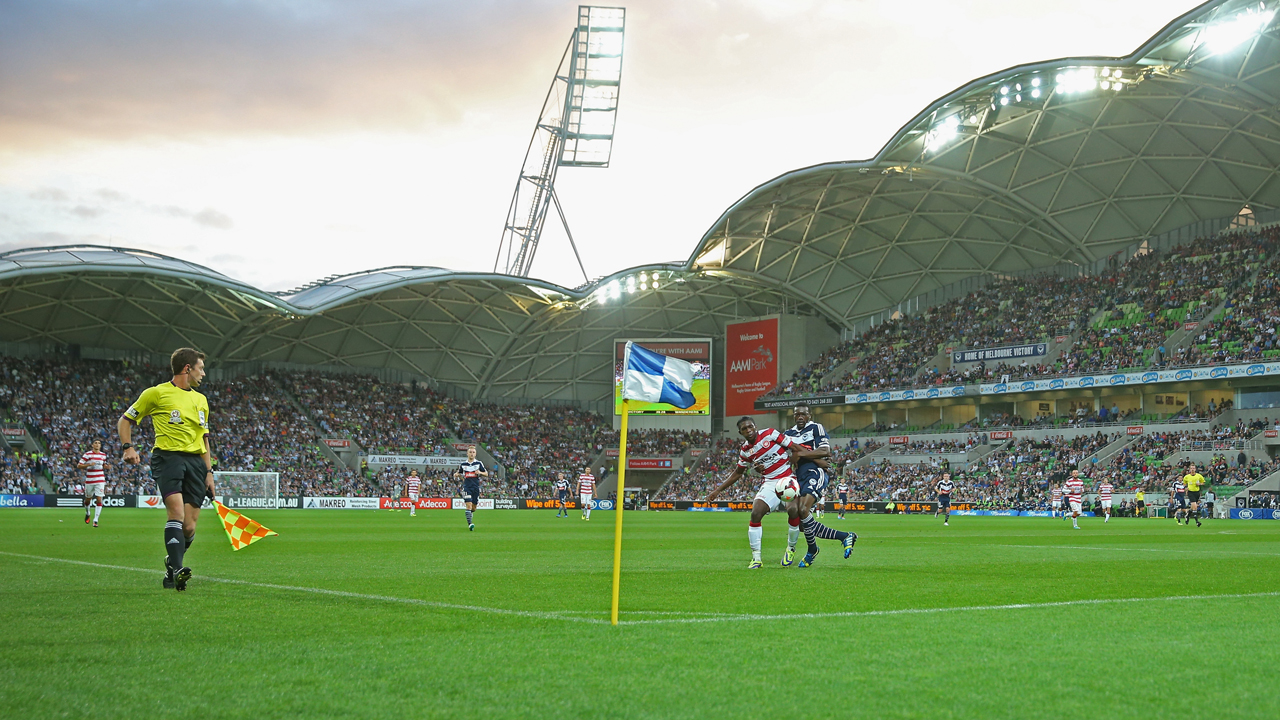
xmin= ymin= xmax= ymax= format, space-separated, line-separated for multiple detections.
xmin=268 ymin=377 xmax=355 ymax=470
xmin=648 ymin=445 xmax=712 ymax=499
xmin=1157 ymin=263 xmax=1261 ymax=363
xmin=848 ymin=443 xmax=893 ymax=470
xmin=1219 ymin=470 xmax=1280 ymax=512
xmin=17 ymin=420 xmax=56 ymax=493
xmin=965 ymin=438 xmax=1010 ymax=466
xmin=1082 ymin=434 xmax=1139 ymax=467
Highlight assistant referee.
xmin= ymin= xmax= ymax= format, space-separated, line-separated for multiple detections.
xmin=1183 ymin=463 xmax=1205 ymax=528
xmin=117 ymin=348 xmax=214 ymax=591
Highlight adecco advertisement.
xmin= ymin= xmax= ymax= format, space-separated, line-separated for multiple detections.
xmin=725 ymin=318 xmax=778 ymax=416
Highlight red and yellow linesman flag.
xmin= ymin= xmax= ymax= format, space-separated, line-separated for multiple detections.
xmin=214 ymin=500 xmax=277 ymax=551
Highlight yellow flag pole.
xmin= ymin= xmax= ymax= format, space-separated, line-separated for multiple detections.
xmin=611 ymin=398 xmax=629 ymax=626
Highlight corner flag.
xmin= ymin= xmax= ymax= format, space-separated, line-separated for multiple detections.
xmin=608 ymin=342 xmax=697 ymax=626
xmin=622 ymin=341 xmax=696 ymax=408
xmin=214 ymin=501 xmax=278 ymax=551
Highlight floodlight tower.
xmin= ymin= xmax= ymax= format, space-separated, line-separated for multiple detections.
xmin=494 ymin=6 xmax=625 ymax=280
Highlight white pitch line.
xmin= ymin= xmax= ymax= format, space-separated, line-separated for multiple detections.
xmin=614 ymin=591 xmax=1280 ymax=626
xmin=6 ymin=551 xmax=1277 ymax=627
xmin=999 ymin=544 xmax=1280 ymax=557
xmin=0 ymin=551 xmax=607 ymax=624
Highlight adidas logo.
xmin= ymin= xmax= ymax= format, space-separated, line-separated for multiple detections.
xmin=167 ymin=538 xmax=180 ymax=544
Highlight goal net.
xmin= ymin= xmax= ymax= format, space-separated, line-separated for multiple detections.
xmin=215 ymin=471 xmax=281 ymax=509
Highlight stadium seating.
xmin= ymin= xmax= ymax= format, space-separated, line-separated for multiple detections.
xmin=766 ymin=227 xmax=1280 ymax=400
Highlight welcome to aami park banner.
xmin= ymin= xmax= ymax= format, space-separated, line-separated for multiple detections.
xmin=725 ymin=318 xmax=778 ymax=416
xmin=980 ymin=361 xmax=1280 ymax=394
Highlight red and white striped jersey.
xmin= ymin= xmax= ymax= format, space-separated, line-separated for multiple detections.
xmin=1098 ymin=482 xmax=1113 ymax=502
xmin=1064 ymin=478 xmax=1084 ymax=503
xmin=1051 ymin=487 xmax=1062 ymax=502
xmin=737 ymin=427 xmax=798 ymax=482
xmin=577 ymin=474 xmax=595 ymax=495
xmin=80 ymin=450 xmax=107 ymax=484
xmin=406 ymin=475 xmax=421 ymax=495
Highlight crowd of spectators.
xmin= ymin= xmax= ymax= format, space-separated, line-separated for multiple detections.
xmin=887 ymin=437 xmax=972 ymax=455
xmin=0 ymin=445 xmax=42 ymax=495
xmin=767 ymin=228 xmax=1280 ymax=401
xmin=281 ymin=372 xmax=452 ymax=456
xmin=1 ymin=356 xmax=159 ymax=494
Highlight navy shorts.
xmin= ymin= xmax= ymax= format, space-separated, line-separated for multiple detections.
xmin=938 ymin=495 xmax=951 ymax=509
xmin=1174 ymin=493 xmax=1187 ymax=509
xmin=797 ymin=465 xmax=829 ymax=500
xmin=558 ymin=490 xmax=569 ymax=501
xmin=463 ymin=482 xmax=480 ymax=506
xmin=838 ymin=493 xmax=847 ymax=503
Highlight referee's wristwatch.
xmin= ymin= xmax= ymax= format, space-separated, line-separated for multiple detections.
xmin=121 ymin=443 xmax=132 ymax=451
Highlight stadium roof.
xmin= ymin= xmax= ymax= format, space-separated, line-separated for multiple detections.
xmin=688 ymin=0 xmax=1280 ymax=323
xmin=3 ymin=0 xmax=1280 ymax=406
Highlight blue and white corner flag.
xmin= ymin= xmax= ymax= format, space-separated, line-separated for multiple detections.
xmin=622 ymin=342 xmax=696 ymax=409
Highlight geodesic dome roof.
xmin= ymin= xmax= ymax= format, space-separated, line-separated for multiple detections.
xmin=3 ymin=0 xmax=1279 ymax=405
xmin=688 ymin=0 xmax=1280 ymax=325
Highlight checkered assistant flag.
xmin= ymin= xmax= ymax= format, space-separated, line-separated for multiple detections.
xmin=214 ymin=501 xmax=278 ymax=551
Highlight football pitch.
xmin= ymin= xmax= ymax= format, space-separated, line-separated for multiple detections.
xmin=2 ymin=509 xmax=1279 ymax=719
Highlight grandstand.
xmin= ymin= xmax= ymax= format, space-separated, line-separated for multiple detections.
xmin=1 ymin=0 xmax=1279 ymax=509
xmin=8 ymin=4 xmax=1280 ymax=719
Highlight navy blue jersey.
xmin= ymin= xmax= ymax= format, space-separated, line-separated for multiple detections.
xmin=784 ymin=421 xmax=830 ymax=472
xmin=554 ymin=478 xmax=570 ymax=493
xmin=459 ymin=460 xmax=486 ymax=484
xmin=936 ymin=478 xmax=955 ymax=496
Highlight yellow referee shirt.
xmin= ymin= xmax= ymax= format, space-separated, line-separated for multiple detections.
xmin=124 ymin=382 xmax=210 ymax=454
xmin=1183 ymin=472 xmax=1204 ymax=492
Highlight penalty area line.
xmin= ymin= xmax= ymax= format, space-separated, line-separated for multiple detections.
xmin=0 ymin=551 xmax=607 ymax=624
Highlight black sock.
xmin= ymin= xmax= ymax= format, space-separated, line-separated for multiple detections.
xmin=465 ymin=509 xmax=473 ymax=525
xmin=799 ymin=516 xmax=819 ymax=552
xmin=945 ymin=511 xmax=950 ymax=522
xmin=185 ymin=532 xmax=195 ymax=550
xmin=811 ymin=520 xmax=848 ymax=541
xmin=164 ymin=521 xmax=185 ymax=570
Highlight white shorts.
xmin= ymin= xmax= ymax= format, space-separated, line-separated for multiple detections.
xmin=1101 ymin=500 xmax=1111 ymax=509
xmin=408 ymin=492 xmax=419 ymax=502
xmin=85 ymin=483 xmax=105 ymax=499
xmin=1069 ymin=500 xmax=1082 ymax=513
xmin=753 ymin=478 xmax=789 ymax=512
xmin=580 ymin=495 xmax=592 ymax=507
xmin=1051 ymin=501 xmax=1062 ymax=509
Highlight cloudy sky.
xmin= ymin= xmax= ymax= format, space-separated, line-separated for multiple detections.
xmin=0 ymin=0 xmax=1204 ymax=292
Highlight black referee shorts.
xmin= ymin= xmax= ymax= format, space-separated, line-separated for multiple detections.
xmin=151 ymin=448 xmax=209 ymax=507
xmin=1188 ymin=491 xmax=1201 ymax=503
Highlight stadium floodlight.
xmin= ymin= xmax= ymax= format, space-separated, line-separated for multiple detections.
xmin=495 ymin=6 xmax=626 ymax=280
xmin=924 ymin=114 xmax=962 ymax=153
xmin=1201 ymin=4 xmax=1275 ymax=54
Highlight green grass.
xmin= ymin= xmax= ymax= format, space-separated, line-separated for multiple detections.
xmin=2 ymin=509 xmax=1280 ymax=719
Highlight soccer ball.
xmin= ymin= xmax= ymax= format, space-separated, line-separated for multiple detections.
xmin=774 ymin=478 xmax=800 ymax=501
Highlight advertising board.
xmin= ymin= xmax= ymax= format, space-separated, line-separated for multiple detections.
xmin=614 ymin=339 xmax=711 ymax=415
xmin=724 ymin=318 xmax=778 ymax=416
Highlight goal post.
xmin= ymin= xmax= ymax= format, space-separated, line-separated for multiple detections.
xmin=215 ymin=471 xmax=281 ymax=509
